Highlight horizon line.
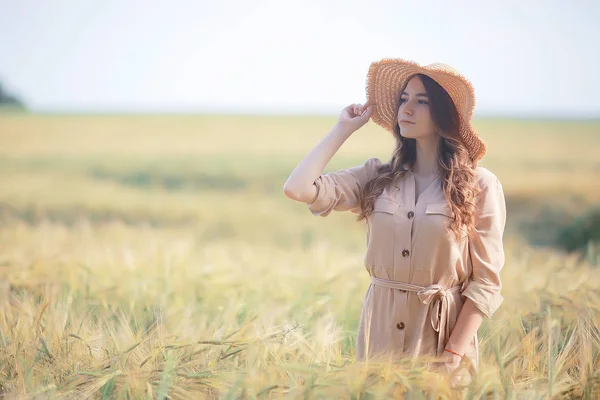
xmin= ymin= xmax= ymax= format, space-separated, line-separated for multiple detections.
xmin=1 ymin=109 xmax=599 ymax=122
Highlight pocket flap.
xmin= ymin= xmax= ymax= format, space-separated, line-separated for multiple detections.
xmin=373 ymin=197 xmax=399 ymax=214
xmin=425 ymin=202 xmax=453 ymax=218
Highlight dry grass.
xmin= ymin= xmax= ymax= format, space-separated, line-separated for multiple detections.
xmin=0 ymin=113 xmax=599 ymax=399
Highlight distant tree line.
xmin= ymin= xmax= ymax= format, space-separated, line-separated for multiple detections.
xmin=0 ymin=81 xmax=26 ymax=110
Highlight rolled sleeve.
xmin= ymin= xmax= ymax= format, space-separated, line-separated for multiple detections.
xmin=308 ymin=157 xmax=381 ymax=217
xmin=462 ymin=175 xmax=507 ymax=319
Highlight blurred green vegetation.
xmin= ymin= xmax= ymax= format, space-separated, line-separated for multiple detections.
xmin=0 ymin=81 xmax=26 ymax=110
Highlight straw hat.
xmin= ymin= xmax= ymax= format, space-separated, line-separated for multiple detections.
xmin=364 ymin=58 xmax=486 ymax=162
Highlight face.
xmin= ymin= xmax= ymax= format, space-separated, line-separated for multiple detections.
xmin=397 ymin=76 xmax=437 ymax=139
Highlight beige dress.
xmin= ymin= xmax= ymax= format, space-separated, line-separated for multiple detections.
xmin=306 ymin=157 xmax=507 ymax=373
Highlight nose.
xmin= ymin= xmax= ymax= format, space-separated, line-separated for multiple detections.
xmin=401 ymin=104 xmax=412 ymax=116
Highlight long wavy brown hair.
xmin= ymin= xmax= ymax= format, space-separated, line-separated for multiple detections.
xmin=356 ymin=73 xmax=482 ymax=242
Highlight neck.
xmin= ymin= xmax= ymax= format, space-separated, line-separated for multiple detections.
xmin=413 ymin=135 xmax=442 ymax=176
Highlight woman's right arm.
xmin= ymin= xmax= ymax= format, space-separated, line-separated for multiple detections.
xmin=282 ymin=123 xmax=354 ymax=203
xmin=283 ymin=103 xmax=373 ymax=204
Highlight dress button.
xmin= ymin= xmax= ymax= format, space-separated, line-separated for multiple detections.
xmin=402 ymin=249 xmax=410 ymax=257
xmin=407 ymin=211 xmax=414 ymax=219
xmin=396 ymin=322 xmax=405 ymax=330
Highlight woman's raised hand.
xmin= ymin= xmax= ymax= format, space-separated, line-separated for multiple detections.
xmin=336 ymin=103 xmax=373 ymax=134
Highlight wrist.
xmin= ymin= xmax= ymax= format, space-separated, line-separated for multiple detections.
xmin=444 ymin=348 xmax=463 ymax=364
xmin=331 ymin=122 xmax=355 ymax=138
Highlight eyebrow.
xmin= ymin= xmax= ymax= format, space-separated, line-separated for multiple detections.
xmin=402 ymin=91 xmax=429 ymax=97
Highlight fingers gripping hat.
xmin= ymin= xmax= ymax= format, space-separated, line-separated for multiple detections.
xmin=364 ymin=58 xmax=486 ymax=162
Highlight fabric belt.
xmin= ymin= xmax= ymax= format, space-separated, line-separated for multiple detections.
xmin=370 ymin=276 xmax=464 ymax=357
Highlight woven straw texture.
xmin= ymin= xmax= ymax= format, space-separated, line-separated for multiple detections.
xmin=365 ymin=57 xmax=486 ymax=162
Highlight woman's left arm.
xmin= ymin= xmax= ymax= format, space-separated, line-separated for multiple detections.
xmin=444 ymin=175 xmax=508 ymax=367
xmin=442 ymin=298 xmax=486 ymax=366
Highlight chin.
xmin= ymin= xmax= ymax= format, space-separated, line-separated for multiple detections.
xmin=399 ymin=130 xmax=417 ymax=139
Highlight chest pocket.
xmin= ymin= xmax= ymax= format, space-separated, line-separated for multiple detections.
xmin=425 ymin=202 xmax=468 ymax=241
xmin=373 ymin=197 xmax=400 ymax=214
xmin=425 ymin=202 xmax=453 ymax=218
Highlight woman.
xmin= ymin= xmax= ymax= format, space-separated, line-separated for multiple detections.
xmin=283 ymin=58 xmax=506 ymax=384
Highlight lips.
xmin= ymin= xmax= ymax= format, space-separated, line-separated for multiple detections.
xmin=399 ymin=120 xmax=415 ymax=124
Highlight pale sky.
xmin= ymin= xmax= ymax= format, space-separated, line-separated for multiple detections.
xmin=1 ymin=0 xmax=599 ymax=117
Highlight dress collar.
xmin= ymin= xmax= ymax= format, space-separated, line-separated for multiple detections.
xmin=395 ymin=162 xmax=444 ymax=189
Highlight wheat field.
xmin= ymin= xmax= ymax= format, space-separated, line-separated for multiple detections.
xmin=0 ymin=113 xmax=599 ymax=399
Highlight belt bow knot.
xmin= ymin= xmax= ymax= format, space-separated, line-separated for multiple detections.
xmin=370 ymin=276 xmax=462 ymax=356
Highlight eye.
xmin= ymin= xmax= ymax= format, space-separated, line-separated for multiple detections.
xmin=400 ymin=98 xmax=428 ymax=105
